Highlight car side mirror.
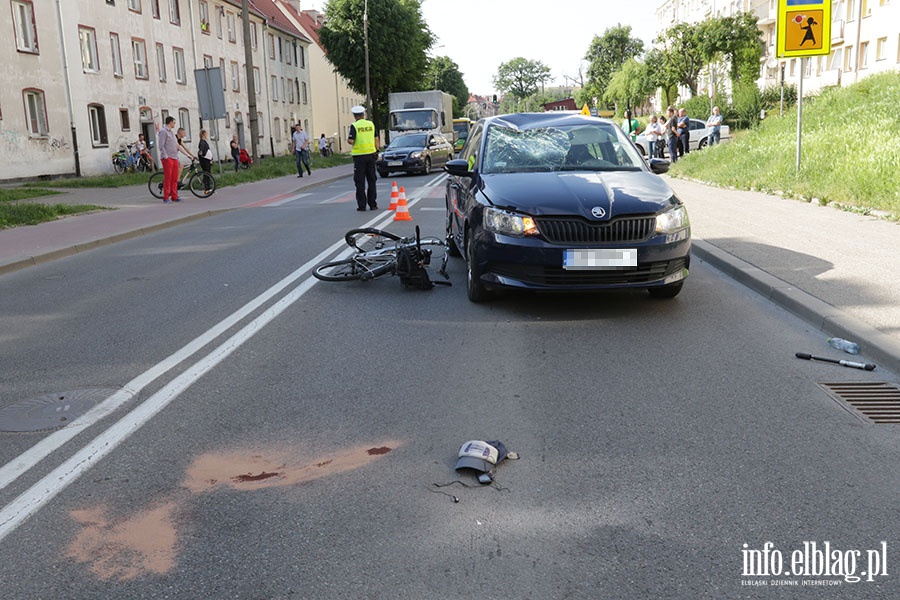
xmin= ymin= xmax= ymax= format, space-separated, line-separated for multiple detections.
xmin=649 ymin=158 xmax=670 ymax=175
xmin=444 ymin=158 xmax=473 ymax=177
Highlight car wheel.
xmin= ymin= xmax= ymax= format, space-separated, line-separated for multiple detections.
xmin=445 ymin=201 xmax=461 ymax=257
xmin=698 ymin=138 xmax=708 ymax=149
xmin=466 ymin=232 xmax=491 ymax=302
xmin=636 ymin=144 xmax=646 ymax=156
xmin=647 ymin=281 xmax=684 ymax=299
xmin=423 ymin=157 xmax=432 ymax=175
xmin=378 ymin=170 xmax=389 ymax=178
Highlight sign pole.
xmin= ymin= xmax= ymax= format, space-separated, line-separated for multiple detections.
xmin=796 ymin=57 xmax=804 ymax=174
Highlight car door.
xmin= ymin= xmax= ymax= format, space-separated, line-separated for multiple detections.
xmin=689 ymin=119 xmax=707 ymax=149
xmin=446 ymin=123 xmax=483 ymax=251
xmin=433 ymin=134 xmax=451 ymax=167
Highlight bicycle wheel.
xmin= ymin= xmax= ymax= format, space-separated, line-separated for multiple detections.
xmin=313 ymin=255 xmax=395 ymax=282
xmin=189 ymin=171 xmax=216 ymax=198
xmin=147 ymin=171 xmax=165 ymax=199
xmin=113 ymin=159 xmax=126 ymax=175
xmin=137 ymin=157 xmax=150 ymax=174
xmin=344 ymin=228 xmax=403 ymax=252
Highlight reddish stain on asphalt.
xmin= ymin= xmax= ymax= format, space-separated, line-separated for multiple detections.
xmin=367 ymin=446 xmax=392 ymax=455
xmin=232 ymin=471 xmax=283 ymax=483
xmin=316 ymin=459 xmax=333 ymax=467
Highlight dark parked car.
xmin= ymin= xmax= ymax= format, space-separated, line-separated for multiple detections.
xmin=377 ymin=132 xmax=453 ymax=177
xmin=444 ymin=112 xmax=691 ymax=302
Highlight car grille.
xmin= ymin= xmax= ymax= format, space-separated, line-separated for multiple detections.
xmin=491 ymin=258 xmax=687 ymax=286
xmin=383 ymin=152 xmax=409 ymax=160
xmin=535 ymin=216 xmax=656 ymax=244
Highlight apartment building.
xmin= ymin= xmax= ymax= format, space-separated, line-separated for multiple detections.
xmin=282 ymin=4 xmax=364 ymax=155
xmin=1 ymin=0 xmax=311 ymax=179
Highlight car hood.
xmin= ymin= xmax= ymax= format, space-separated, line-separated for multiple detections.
xmin=383 ymin=145 xmax=424 ymax=154
xmin=480 ymin=171 xmax=677 ymax=219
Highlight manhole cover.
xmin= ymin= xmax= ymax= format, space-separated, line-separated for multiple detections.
xmin=0 ymin=388 xmax=121 ymax=432
xmin=818 ymin=382 xmax=900 ymax=424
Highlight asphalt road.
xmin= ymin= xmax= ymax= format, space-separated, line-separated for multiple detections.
xmin=1 ymin=173 xmax=898 ymax=599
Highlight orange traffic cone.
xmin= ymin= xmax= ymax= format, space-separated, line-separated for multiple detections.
xmin=393 ymin=190 xmax=412 ymax=221
xmin=388 ymin=182 xmax=399 ymax=210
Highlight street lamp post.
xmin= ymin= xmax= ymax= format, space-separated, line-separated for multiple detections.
xmin=364 ymin=0 xmax=371 ymax=111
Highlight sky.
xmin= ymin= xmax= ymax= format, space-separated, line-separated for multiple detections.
xmin=305 ymin=0 xmax=663 ymax=96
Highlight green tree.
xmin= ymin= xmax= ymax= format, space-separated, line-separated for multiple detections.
xmin=583 ymin=25 xmax=645 ymax=108
xmin=699 ymin=13 xmax=763 ymax=86
xmin=318 ymin=0 xmax=434 ymax=132
xmin=423 ymin=56 xmax=470 ymax=117
xmin=492 ymin=57 xmax=552 ymax=100
xmin=603 ymin=58 xmax=654 ymax=114
xmin=655 ymin=22 xmax=706 ymax=96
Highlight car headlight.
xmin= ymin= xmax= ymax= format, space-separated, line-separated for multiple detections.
xmin=483 ymin=206 xmax=539 ymax=237
xmin=655 ymin=205 xmax=689 ymax=234
xmin=409 ymin=151 xmax=422 ymax=159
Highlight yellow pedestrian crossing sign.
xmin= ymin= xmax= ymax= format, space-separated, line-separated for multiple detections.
xmin=777 ymin=0 xmax=831 ymax=57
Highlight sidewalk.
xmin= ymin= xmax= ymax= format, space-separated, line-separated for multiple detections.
xmin=1 ymin=166 xmax=898 ymax=373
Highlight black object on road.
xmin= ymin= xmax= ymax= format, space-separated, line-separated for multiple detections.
xmin=795 ymin=352 xmax=876 ymax=371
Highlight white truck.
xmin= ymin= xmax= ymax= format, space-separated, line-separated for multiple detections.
xmin=387 ymin=90 xmax=455 ymax=141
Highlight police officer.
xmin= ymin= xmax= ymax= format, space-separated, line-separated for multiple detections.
xmin=348 ymin=105 xmax=379 ymax=211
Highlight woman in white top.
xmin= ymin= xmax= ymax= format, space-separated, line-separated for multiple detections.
xmin=645 ymin=115 xmax=662 ymax=158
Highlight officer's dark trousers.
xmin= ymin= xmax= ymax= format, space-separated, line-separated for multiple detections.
xmin=353 ymin=154 xmax=377 ymax=209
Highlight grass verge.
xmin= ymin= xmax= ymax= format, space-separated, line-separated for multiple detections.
xmin=669 ymin=72 xmax=900 ymax=220
xmin=0 ymin=203 xmax=107 ymax=229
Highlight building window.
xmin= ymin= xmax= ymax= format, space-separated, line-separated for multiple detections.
xmin=199 ymin=0 xmax=210 ymax=34
xmin=231 ymin=61 xmax=240 ymax=91
xmin=23 ymin=88 xmax=48 ymax=137
xmin=150 ymin=0 xmax=159 ymax=18
xmin=301 ymin=81 xmax=308 ymax=104
xmin=110 ymin=33 xmax=123 ymax=77
xmin=257 ymin=112 xmax=264 ymax=137
xmin=268 ymin=34 xmax=275 ymax=59
xmin=215 ymin=5 xmax=223 ymax=39
xmin=220 ymin=58 xmax=226 ymax=90
xmin=156 ymin=43 xmax=166 ymax=82
xmin=88 ymin=104 xmax=108 ymax=146
xmin=876 ymin=37 xmax=887 ymax=60
xmin=120 ymin=108 xmax=130 ymax=131
xmin=288 ymin=81 xmax=294 ymax=103
xmin=227 ymin=12 xmax=236 ymax=43
xmin=286 ymin=42 xmax=292 ymax=65
xmin=168 ymin=0 xmax=180 ymax=25
xmin=178 ymin=108 xmax=190 ymax=140
xmin=281 ymin=77 xmax=286 ymax=103
xmin=277 ymin=37 xmax=283 ymax=62
xmin=79 ymin=26 xmax=100 ymax=73
xmin=173 ymin=47 xmax=185 ymax=83
xmin=271 ymin=75 xmax=278 ymax=101
xmin=844 ymin=45 xmax=854 ymax=71
xmin=203 ymin=54 xmax=213 ymax=69
xmin=253 ymin=67 xmax=261 ymax=96
xmin=133 ymin=38 xmax=148 ymax=79
xmin=12 ymin=0 xmax=39 ymax=53
xmin=298 ymin=45 xmax=305 ymax=68
xmin=250 ymin=23 xmax=257 ymax=49
xmin=273 ymin=117 xmax=281 ymax=142
xmin=858 ymin=41 xmax=869 ymax=69
xmin=128 ymin=0 xmax=141 ymax=12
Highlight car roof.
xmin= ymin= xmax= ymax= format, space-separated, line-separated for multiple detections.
xmin=479 ymin=112 xmax=616 ymax=131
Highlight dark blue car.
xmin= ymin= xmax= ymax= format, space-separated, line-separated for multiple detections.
xmin=444 ymin=112 xmax=691 ymax=302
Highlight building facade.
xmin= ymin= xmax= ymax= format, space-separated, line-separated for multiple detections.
xmin=1 ymin=0 xmax=312 ymax=180
xmin=655 ymin=0 xmax=900 ymax=104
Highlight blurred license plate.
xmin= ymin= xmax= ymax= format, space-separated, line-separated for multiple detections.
xmin=563 ymin=249 xmax=637 ymax=270
xmin=388 ymin=161 xmax=403 ymax=166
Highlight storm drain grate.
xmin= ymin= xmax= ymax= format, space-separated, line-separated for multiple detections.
xmin=818 ymin=382 xmax=900 ymax=424
xmin=0 ymin=388 xmax=122 ymax=432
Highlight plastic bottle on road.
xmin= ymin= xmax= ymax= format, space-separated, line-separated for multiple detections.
xmin=827 ymin=337 xmax=860 ymax=355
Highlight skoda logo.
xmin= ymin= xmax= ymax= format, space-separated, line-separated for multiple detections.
xmin=591 ymin=206 xmax=606 ymax=219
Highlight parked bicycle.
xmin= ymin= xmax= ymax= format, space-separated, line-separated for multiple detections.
xmin=313 ymin=226 xmax=450 ymax=289
xmin=112 ymin=143 xmax=153 ymax=174
xmin=147 ymin=159 xmax=216 ymax=199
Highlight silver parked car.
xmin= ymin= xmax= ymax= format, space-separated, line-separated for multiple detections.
xmin=634 ymin=118 xmax=730 ymax=157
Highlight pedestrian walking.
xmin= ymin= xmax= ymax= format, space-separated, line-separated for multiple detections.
xmin=292 ymin=124 xmax=311 ymax=177
xmin=157 ymin=116 xmax=180 ymax=202
xmin=348 ymin=105 xmax=379 ymax=211
xmin=707 ymin=106 xmax=723 ymax=146
xmin=230 ymin=134 xmax=240 ymax=172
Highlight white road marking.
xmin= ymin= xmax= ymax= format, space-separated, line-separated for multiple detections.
xmin=0 ymin=195 xmax=418 ymax=542
xmin=263 ymin=193 xmax=312 ymax=207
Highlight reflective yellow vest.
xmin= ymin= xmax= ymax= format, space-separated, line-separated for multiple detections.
xmin=351 ymin=119 xmax=376 ymax=155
